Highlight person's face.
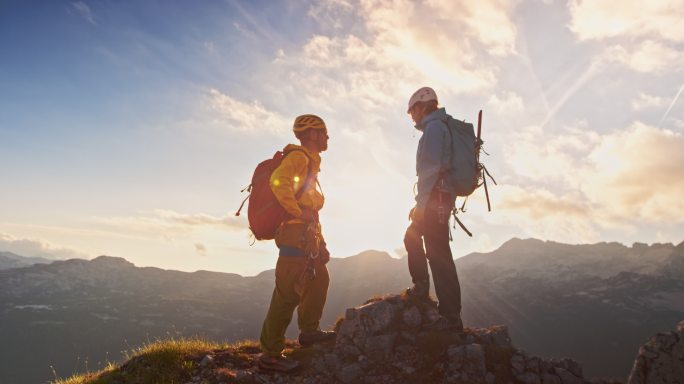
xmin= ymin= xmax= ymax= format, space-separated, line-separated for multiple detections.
xmin=408 ymin=103 xmax=426 ymax=124
xmin=305 ymin=129 xmax=328 ymax=152
xmin=316 ymin=129 xmax=329 ymax=152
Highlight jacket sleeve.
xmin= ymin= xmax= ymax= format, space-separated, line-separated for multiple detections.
xmin=270 ymin=151 xmax=309 ymax=218
xmin=415 ymin=121 xmax=447 ymax=211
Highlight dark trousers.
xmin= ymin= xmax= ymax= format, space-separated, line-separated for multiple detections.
xmin=404 ymin=191 xmax=462 ymax=319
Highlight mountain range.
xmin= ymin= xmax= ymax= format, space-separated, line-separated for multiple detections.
xmin=1 ymin=238 xmax=682 ymax=384
xmin=0 ymin=251 xmax=53 ymax=270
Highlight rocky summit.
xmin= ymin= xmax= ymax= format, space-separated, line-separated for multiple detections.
xmin=177 ymin=294 xmax=598 ymax=384
xmin=329 ymin=294 xmax=589 ymax=384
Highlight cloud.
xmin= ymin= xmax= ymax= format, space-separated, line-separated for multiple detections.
xmin=72 ymin=1 xmax=96 ymax=25
xmin=632 ymin=92 xmax=668 ymax=111
xmin=232 ymin=22 xmax=259 ymax=40
xmin=568 ymin=0 xmax=684 ymax=42
xmin=94 ymin=209 xmax=247 ymax=239
xmin=308 ymin=0 xmax=354 ymax=29
xmin=567 ymin=0 xmax=684 ymax=84
xmin=0 ymin=232 xmax=88 ymax=260
xmin=532 ymin=38 xmax=681 ymax=128
xmin=301 ymin=34 xmax=372 ymax=70
xmin=505 ymin=123 xmax=600 ymax=185
xmin=247 ymin=0 xmax=521 ymax=183
xmin=581 ymin=122 xmax=684 ymax=223
xmin=195 ymin=243 xmax=207 ymax=256
xmin=426 ymin=0 xmax=518 ymax=56
xmin=500 ymin=119 xmax=684 ymax=243
xmin=275 ymin=0 xmax=518 ymax=112
xmin=393 ymin=246 xmax=407 ymax=258
xmin=488 ymin=91 xmax=524 ymax=118
xmin=154 ymin=210 xmax=244 ymax=228
xmin=604 ymin=41 xmax=684 ymax=73
xmin=672 ymin=119 xmax=684 ymax=130
xmin=495 ymin=185 xmax=600 ymax=242
xmin=498 ymin=186 xmax=590 ymax=221
xmin=204 ymin=88 xmax=290 ymax=134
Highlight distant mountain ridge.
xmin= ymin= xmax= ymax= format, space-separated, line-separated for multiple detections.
xmin=0 ymin=251 xmax=54 ymax=270
xmin=1 ymin=239 xmax=683 ymax=383
xmin=462 ymin=237 xmax=684 ymax=278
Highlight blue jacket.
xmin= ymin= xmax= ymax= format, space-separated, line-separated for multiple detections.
xmin=414 ymin=107 xmax=453 ymax=212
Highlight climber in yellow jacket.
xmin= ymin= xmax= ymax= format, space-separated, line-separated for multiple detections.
xmin=269 ymin=143 xmax=324 ymax=226
xmin=258 ymin=114 xmax=335 ymax=372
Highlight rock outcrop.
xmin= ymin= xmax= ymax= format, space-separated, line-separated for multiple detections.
xmin=627 ymin=320 xmax=684 ymax=384
xmin=326 ymin=294 xmax=589 ymax=384
xmin=165 ymin=294 xmax=602 ymax=384
xmin=165 ymin=297 xmax=684 ymax=384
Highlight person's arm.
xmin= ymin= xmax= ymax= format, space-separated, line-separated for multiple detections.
xmin=270 ymin=151 xmax=309 ymax=218
xmin=415 ymin=121 xmax=447 ymax=214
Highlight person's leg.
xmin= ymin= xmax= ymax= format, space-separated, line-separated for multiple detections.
xmin=404 ymin=221 xmax=430 ymax=294
xmin=423 ymin=199 xmax=462 ymax=320
xmin=297 ymin=259 xmax=330 ymax=332
xmin=260 ymin=257 xmax=304 ymax=356
xmin=297 ymin=259 xmax=336 ymax=346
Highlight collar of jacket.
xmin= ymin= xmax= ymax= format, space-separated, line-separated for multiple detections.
xmin=414 ymin=107 xmax=447 ymax=131
xmin=283 ymin=143 xmax=322 ymax=172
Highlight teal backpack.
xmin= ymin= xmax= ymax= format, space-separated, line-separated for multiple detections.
xmin=443 ymin=110 xmax=496 ymax=236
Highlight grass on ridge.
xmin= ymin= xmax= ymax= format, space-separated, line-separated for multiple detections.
xmin=52 ymin=337 xmax=236 ymax=384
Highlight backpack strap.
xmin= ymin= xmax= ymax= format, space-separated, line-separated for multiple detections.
xmin=283 ymin=148 xmax=316 ymax=200
xmin=481 ymin=164 xmax=497 ymax=212
xmin=234 ymin=183 xmax=253 ymax=216
xmin=451 ymin=209 xmax=473 ymax=237
xmin=442 ymin=117 xmax=453 ymax=175
xmin=282 ymin=148 xmax=319 ymax=223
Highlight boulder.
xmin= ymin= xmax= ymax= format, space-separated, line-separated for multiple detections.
xmin=627 ymin=320 xmax=684 ymax=384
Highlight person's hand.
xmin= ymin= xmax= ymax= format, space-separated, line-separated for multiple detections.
xmin=299 ymin=208 xmax=317 ymax=222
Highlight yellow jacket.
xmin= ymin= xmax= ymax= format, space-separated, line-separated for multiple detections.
xmin=270 ymin=144 xmax=324 ymax=221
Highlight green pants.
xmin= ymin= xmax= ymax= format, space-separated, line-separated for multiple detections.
xmin=259 ymin=255 xmax=330 ymax=356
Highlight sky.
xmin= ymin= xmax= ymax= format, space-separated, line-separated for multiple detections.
xmin=1 ymin=0 xmax=683 ymax=275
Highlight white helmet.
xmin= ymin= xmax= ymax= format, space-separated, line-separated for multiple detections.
xmin=407 ymin=86 xmax=438 ymax=113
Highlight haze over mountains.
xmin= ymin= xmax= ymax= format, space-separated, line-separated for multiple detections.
xmin=0 ymin=251 xmax=53 ymax=270
xmin=1 ymin=238 xmax=683 ymax=384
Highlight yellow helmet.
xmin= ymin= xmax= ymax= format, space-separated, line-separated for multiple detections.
xmin=293 ymin=114 xmax=327 ymax=132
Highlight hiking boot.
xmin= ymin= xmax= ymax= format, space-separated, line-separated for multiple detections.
xmin=424 ymin=315 xmax=464 ymax=333
xmin=257 ymin=353 xmax=300 ymax=372
xmin=406 ymin=280 xmax=430 ymax=300
xmin=298 ymin=329 xmax=337 ymax=347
